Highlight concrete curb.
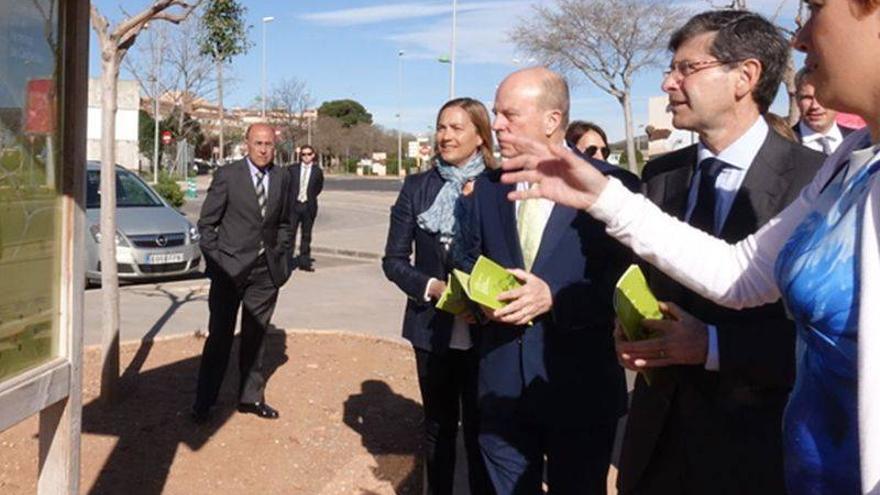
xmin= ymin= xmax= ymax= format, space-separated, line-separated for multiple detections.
xmin=84 ymin=327 xmax=410 ymax=352
xmin=311 ymin=245 xmax=382 ymax=260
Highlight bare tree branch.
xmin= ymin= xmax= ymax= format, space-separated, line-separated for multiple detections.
xmin=511 ymin=0 xmax=687 ymax=172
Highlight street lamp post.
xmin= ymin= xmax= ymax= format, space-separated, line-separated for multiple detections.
xmin=397 ymin=50 xmax=404 ymax=176
xmin=261 ymin=16 xmax=275 ymax=118
xmin=450 ymin=0 xmax=457 ymax=99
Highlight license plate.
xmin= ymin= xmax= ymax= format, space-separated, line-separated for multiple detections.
xmin=147 ymin=252 xmax=185 ymax=264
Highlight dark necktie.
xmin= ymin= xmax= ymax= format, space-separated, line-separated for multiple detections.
xmin=689 ymin=158 xmax=727 ymax=234
xmin=255 ymin=168 xmax=267 ymax=218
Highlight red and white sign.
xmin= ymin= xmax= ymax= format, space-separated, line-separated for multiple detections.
xmin=161 ymin=130 xmax=173 ymax=145
xmin=24 ymin=79 xmax=55 ymax=135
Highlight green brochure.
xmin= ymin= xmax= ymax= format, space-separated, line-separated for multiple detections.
xmin=435 ymin=256 xmax=522 ymax=314
xmin=613 ymin=264 xmax=663 ymax=342
xmin=434 ymin=270 xmax=470 ymax=315
xmin=614 ymin=264 xmax=664 ymax=385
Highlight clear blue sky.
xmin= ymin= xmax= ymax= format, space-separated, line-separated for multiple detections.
xmin=89 ymin=0 xmax=803 ymax=142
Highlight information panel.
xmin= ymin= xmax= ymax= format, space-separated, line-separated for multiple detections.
xmin=0 ymin=0 xmax=62 ymax=383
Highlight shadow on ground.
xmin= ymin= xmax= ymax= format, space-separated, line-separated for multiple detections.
xmin=80 ymin=327 xmax=288 ymax=495
xmin=343 ymin=379 xmax=424 ymax=495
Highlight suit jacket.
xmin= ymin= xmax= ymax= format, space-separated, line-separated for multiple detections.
xmin=792 ymin=122 xmax=857 ymax=142
xmin=288 ymin=162 xmax=324 ymax=211
xmin=616 ymin=130 xmax=825 ymax=494
xmin=457 ymin=160 xmax=638 ymax=427
xmin=382 ymin=168 xmax=461 ymax=353
xmin=198 ymin=159 xmax=292 ymax=287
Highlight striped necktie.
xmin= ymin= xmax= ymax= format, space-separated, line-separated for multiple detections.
xmin=255 ymin=167 xmax=267 ymax=218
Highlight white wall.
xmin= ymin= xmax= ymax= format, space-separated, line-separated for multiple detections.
xmin=86 ymin=79 xmax=140 ymax=170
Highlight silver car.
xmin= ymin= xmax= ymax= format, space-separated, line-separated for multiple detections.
xmin=85 ymin=162 xmax=201 ymax=284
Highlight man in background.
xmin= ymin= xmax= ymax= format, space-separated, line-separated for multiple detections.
xmin=288 ymin=144 xmax=324 ymax=272
xmin=793 ymin=67 xmax=855 ymax=155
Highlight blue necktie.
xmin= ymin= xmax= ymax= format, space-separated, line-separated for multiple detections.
xmin=690 ymin=158 xmax=727 ymax=235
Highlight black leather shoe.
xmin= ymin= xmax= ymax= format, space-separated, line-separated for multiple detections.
xmin=237 ymin=401 xmax=279 ymax=419
xmin=191 ymin=405 xmax=211 ymax=424
xmin=300 ymin=265 xmax=315 ymax=272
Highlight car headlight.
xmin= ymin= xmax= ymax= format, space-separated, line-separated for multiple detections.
xmin=188 ymin=225 xmax=200 ymax=243
xmin=88 ymin=225 xmax=130 ymax=246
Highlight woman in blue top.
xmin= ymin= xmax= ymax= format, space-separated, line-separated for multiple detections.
xmin=494 ymin=2 xmax=880 ymax=493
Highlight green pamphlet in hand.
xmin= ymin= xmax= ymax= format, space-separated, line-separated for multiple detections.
xmin=435 ymin=256 xmax=522 ymax=314
xmin=613 ymin=264 xmax=663 ymax=342
xmin=467 ymin=256 xmax=521 ymax=310
xmin=435 ymin=270 xmax=470 ymax=315
xmin=614 ymin=264 xmax=664 ymax=385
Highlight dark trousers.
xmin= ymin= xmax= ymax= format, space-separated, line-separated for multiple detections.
xmin=414 ymin=347 xmax=491 ymax=495
xmin=291 ymin=201 xmax=316 ymax=261
xmin=195 ymin=257 xmax=279 ymax=409
xmin=479 ymin=417 xmax=618 ymax=495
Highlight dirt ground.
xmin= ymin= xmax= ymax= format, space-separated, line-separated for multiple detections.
xmin=0 ymin=331 xmax=425 ymax=495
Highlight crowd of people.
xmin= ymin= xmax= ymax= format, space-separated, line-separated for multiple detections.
xmin=192 ymin=2 xmax=879 ymax=494
xmin=383 ymin=4 xmax=878 ymax=495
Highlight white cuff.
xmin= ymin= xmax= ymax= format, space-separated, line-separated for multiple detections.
xmin=423 ymin=278 xmax=438 ymax=302
xmin=704 ymin=324 xmax=720 ymax=371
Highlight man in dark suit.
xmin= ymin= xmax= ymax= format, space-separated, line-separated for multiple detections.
xmin=792 ymin=67 xmax=856 ymax=155
xmin=288 ymin=144 xmax=324 ymax=272
xmin=456 ymin=67 xmax=638 ymax=494
xmin=193 ymin=123 xmax=292 ymax=422
xmin=614 ymin=11 xmax=824 ymax=494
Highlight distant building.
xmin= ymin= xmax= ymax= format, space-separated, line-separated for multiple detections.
xmin=87 ymin=78 xmax=140 ymax=170
xmin=646 ymin=95 xmax=696 ymax=158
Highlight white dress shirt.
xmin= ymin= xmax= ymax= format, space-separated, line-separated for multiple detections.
xmin=798 ymin=121 xmax=845 ymax=155
xmin=685 ymin=117 xmax=768 ymax=371
xmin=246 ymin=156 xmax=270 ymax=191
xmin=298 ymin=163 xmax=312 ymax=202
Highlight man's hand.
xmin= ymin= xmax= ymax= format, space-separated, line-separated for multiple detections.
xmin=615 ymin=302 xmax=708 ymax=369
xmin=426 ymin=279 xmax=447 ymax=300
xmin=498 ymin=134 xmax=609 ymax=210
xmin=491 ymin=269 xmax=553 ymax=326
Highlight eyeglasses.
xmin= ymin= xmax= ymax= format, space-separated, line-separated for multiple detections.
xmin=584 ymin=145 xmax=610 ymax=160
xmin=663 ymin=59 xmax=742 ymax=79
xmin=301 ymin=151 xmax=314 ymax=157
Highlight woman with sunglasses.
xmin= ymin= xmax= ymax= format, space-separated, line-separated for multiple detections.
xmin=499 ymin=4 xmax=880 ymax=494
xmin=565 ymin=120 xmax=611 ymax=160
xmin=382 ymin=97 xmax=494 ymax=494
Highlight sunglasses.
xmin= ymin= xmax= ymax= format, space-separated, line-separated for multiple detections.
xmin=584 ymin=145 xmax=610 ymax=160
xmin=301 ymin=152 xmax=314 ymax=157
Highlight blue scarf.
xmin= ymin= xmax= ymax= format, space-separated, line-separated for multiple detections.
xmin=417 ymin=153 xmax=485 ymax=243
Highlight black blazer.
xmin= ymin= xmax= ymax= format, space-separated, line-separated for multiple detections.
xmin=198 ymin=159 xmax=292 ymax=287
xmin=382 ymin=168 xmax=460 ymax=353
xmin=455 ymin=163 xmax=638 ymax=426
xmin=288 ymin=163 xmax=324 ymax=210
xmin=616 ymin=130 xmax=825 ymax=494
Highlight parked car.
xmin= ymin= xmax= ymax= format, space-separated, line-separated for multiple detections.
xmin=85 ymin=162 xmax=201 ymax=284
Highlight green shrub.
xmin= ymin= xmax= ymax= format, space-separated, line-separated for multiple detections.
xmin=153 ymin=172 xmax=185 ymax=208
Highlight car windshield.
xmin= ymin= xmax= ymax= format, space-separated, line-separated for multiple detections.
xmin=86 ymin=169 xmax=164 ymax=209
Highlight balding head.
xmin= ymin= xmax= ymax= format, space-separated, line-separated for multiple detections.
xmin=493 ymin=67 xmax=570 ymax=157
xmin=245 ymin=123 xmax=276 ymax=168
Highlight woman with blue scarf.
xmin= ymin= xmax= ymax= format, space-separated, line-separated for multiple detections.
xmin=383 ymin=98 xmax=495 ymax=494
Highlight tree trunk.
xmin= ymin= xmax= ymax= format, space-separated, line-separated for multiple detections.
xmin=783 ymin=56 xmax=800 ymax=125
xmin=621 ymin=91 xmax=639 ymax=175
xmin=217 ymin=60 xmax=224 ymax=162
xmin=99 ymin=56 xmax=120 ymax=403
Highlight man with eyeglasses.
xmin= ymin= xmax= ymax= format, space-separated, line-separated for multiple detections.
xmin=613 ymin=11 xmax=824 ymax=495
xmin=287 ymin=145 xmax=324 ymax=272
